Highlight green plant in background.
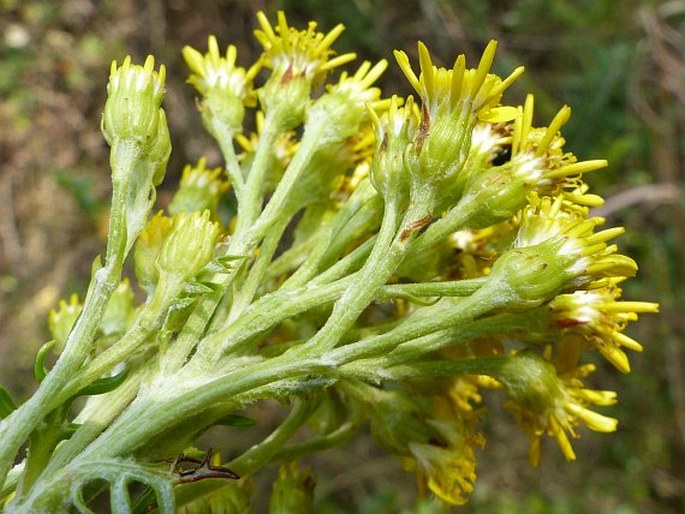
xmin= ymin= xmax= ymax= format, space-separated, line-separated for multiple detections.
xmin=0 ymin=10 xmax=658 ymax=513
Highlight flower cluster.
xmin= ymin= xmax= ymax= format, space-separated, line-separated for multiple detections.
xmin=0 ymin=11 xmax=657 ymax=513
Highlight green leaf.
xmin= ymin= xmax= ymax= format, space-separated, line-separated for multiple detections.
xmin=77 ymin=365 xmax=129 ymax=397
xmin=0 ymin=385 xmax=17 ymax=418
xmin=34 ymin=339 xmax=56 ymax=382
xmin=215 ymin=414 xmax=258 ymax=428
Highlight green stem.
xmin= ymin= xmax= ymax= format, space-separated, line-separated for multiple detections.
xmin=334 ymin=313 xmax=517 ymax=380
xmin=199 ymin=119 xmax=330 ymax=348
xmin=326 ymin=275 xmax=510 ymax=366
xmin=15 ymin=407 xmax=69 ymax=498
xmin=295 ymin=186 xmax=436 ymax=357
xmin=69 ymin=357 xmax=331 ymax=463
xmin=40 ymin=366 xmax=147 ymax=479
xmin=280 ymin=181 xmax=382 ymax=290
xmin=271 ymin=417 xmax=362 ymax=464
xmin=235 ymin=114 xmax=282 ymax=234
xmin=308 ymin=236 xmax=375 ymax=286
xmin=214 ymin=127 xmax=244 ymax=198
xmin=194 ymin=249 xmax=486 ymax=363
xmin=227 ymin=213 xmax=291 ymax=322
xmin=0 ymin=141 xmax=137 ymax=489
xmin=53 ymin=272 xmax=182 ymax=407
xmin=192 ymin=275 xmax=354 ymax=363
xmin=228 ymin=398 xmax=318 ymax=476
xmin=383 ymin=356 xmax=511 ymax=381
xmin=383 ymin=311 xmax=527 ymax=364
xmin=404 ymin=190 xmax=483 ymax=261
xmin=378 ymin=277 xmax=487 ymax=300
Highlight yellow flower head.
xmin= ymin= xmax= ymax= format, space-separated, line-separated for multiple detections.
xmin=328 ymin=59 xmax=389 ymax=112
xmin=499 ymin=350 xmax=618 ymax=466
xmin=391 ymin=41 xmax=522 ymax=189
xmin=307 ymin=59 xmax=389 ymax=145
xmin=134 ymin=211 xmax=174 ymax=290
xmin=183 ymin=36 xmax=260 ymax=106
xmin=254 ymin=11 xmax=356 ymax=85
xmin=406 ymin=396 xmax=485 ymax=506
xmin=548 ymin=284 xmax=659 ymax=373
xmin=367 ymin=95 xmax=419 ymax=199
xmin=169 ymin=157 xmax=230 ymax=217
xmin=394 ymin=40 xmax=523 ymax=121
xmin=102 ymin=55 xmax=167 ymax=147
xmin=48 ymin=293 xmax=83 ymax=350
xmin=157 ymin=210 xmax=221 ymax=281
xmin=514 ymin=194 xmax=637 ymax=290
xmin=507 ymin=94 xmax=608 ymax=203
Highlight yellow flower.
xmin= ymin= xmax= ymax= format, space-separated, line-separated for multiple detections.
xmin=307 ymin=59 xmax=389 ymax=144
xmin=328 ymin=59 xmax=389 ymax=112
xmin=48 ymin=293 xmax=83 ymax=350
xmin=392 ymin=41 xmax=522 ymax=189
xmin=513 ymin=194 xmax=637 ymax=290
xmin=182 ymin=35 xmax=260 ymax=106
xmin=134 ymin=211 xmax=173 ymax=291
xmin=548 ymin=284 xmax=659 ymax=373
xmin=367 ymin=94 xmax=419 ymax=199
xmin=406 ymin=396 xmax=485 ymax=506
xmin=169 ymin=157 xmax=230 ymax=217
xmin=102 ymin=55 xmax=167 ymax=150
xmin=499 ymin=350 xmax=618 ymax=466
xmin=508 ymin=94 xmax=608 ymax=204
xmin=254 ymin=10 xmax=356 ymax=85
xmin=394 ymin=40 xmax=523 ymax=122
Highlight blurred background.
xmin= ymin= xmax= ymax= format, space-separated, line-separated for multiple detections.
xmin=0 ymin=0 xmax=683 ymax=512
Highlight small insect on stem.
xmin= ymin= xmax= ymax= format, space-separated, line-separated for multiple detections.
xmin=171 ymin=448 xmax=240 ymax=483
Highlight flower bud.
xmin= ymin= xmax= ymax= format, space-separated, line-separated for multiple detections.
xmin=156 ymin=210 xmax=221 ymax=281
xmin=169 ymin=158 xmax=229 ymax=217
xmin=134 ymin=211 xmax=173 ymax=291
xmin=268 ymin=463 xmax=316 ymax=514
xmin=100 ymin=279 xmax=136 ymax=337
xmin=183 ymin=36 xmax=260 ymax=136
xmin=102 ymin=55 xmax=166 ymax=147
xmin=48 ymin=294 xmax=82 ymax=351
xmin=394 ymin=41 xmax=522 ymax=190
xmin=496 ymin=350 xmax=618 ymax=466
xmin=254 ymin=10 xmax=356 ymax=128
xmin=368 ymin=95 xmax=417 ymax=203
